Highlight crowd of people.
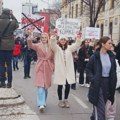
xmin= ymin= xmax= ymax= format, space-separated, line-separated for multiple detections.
xmin=0 ymin=8 xmax=120 ymax=120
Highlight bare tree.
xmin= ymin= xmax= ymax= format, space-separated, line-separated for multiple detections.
xmin=50 ymin=1 xmax=61 ymax=17
xmin=82 ymin=0 xmax=106 ymax=27
xmin=48 ymin=1 xmax=61 ymax=29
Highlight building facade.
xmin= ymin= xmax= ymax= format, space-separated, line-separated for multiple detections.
xmin=61 ymin=0 xmax=120 ymax=44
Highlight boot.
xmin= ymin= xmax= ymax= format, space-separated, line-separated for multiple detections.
xmin=71 ymin=84 xmax=76 ymax=90
xmin=0 ymin=81 xmax=6 ymax=88
xmin=7 ymin=82 xmax=12 ymax=88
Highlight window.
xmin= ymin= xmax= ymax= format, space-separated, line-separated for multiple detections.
xmin=72 ymin=6 xmax=74 ymax=18
xmin=109 ymin=22 xmax=113 ymax=38
xmin=110 ymin=0 xmax=114 ymax=9
xmin=101 ymin=24 xmax=104 ymax=37
xmin=80 ymin=1 xmax=83 ymax=15
xmin=76 ymin=4 xmax=78 ymax=18
xmin=96 ymin=24 xmax=99 ymax=28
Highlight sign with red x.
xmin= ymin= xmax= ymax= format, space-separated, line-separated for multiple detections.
xmin=21 ymin=13 xmax=50 ymax=33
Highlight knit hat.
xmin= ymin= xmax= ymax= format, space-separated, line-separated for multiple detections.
xmin=59 ymin=36 xmax=68 ymax=41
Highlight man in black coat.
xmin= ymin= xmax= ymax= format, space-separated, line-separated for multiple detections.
xmin=0 ymin=8 xmax=19 ymax=88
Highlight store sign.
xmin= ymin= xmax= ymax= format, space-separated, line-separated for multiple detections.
xmin=56 ymin=18 xmax=80 ymax=38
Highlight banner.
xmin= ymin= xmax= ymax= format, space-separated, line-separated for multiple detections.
xmin=85 ymin=27 xmax=100 ymax=39
xmin=56 ymin=18 xmax=80 ymax=38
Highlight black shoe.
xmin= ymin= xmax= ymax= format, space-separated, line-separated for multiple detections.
xmin=116 ymin=87 xmax=120 ymax=93
xmin=24 ymin=76 xmax=27 ymax=79
xmin=16 ymin=67 xmax=19 ymax=70
xmin=71 ymin=86 xmax=76 ymax=90
xmin=27 ymin=76 xmax=31 ymax=78
xmin=7 ymin=83 xmax=12 ymax=88
xmin=90 ymin=115 xmax=95 ymax=120
xmin=71 ymin=84 xmax=76 ymax=90
xmin=0 ymin=82 xmax=6 ymax=88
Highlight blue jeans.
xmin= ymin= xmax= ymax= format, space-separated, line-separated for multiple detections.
xmin=24 ymin=55 xmax=31 ymax=77
xmin=13 ymin=56 xmax=19 ymax=70
xmin=37 ymin=87 xmax=48 ymax=107
xmin=0 ymin=50 xmax=13 ymax=83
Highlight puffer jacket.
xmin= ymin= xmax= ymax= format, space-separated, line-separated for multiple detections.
xmin=0 ymin=13 xmax=19 ymax=50
xmin=13 ymin=44 xmax=21 ymax=56
xmin=86 ymin=50 xmax=117 ymax=106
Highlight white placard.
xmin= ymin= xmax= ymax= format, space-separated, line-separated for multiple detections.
xmin=56 ymin=18 xmax=80 ymax=38
xmin=85 ymin=27 xmax=100 ymax=39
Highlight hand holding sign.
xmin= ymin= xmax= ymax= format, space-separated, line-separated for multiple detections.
xmin=50 ymin=34 xmax=57 ymax=41
xmin=53 ymin=28 xmax=58 ymax=36
xmin=76 ymin=31 xmax=82 ymax=41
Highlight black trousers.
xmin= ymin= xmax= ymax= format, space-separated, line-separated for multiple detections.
xmin=71 ymin=61 xmax=78 ymax=88
xmin=79 ymin=61 xmax=89 ymax=84
xmin=57 ymin=81 xmax=70 ymax=100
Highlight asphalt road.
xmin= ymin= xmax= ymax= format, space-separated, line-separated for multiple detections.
xmin=13 ymin=61 xmax=120 ymax=120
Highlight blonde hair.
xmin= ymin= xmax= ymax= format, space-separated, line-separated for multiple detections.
xmin=41 ymin=32 xmax=49 ymax=43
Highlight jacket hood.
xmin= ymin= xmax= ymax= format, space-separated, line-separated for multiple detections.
xmin=2 ymin=8 xmax=11 ymax=15
xmin=0 ymin=8 xmax=11 ymax=19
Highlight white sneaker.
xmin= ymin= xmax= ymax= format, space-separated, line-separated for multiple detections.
xmin=85 ymin=84 xmax=90 ymax=88
xmin=58 ymin=100 xmax=65 ymax=108
xmin=80 ymin=84 xmax=84 ymax=87
xmin=39 ymin=105 xmax=45 ymax=113
xmin=64 ymin=99 xmax=70 ymax=108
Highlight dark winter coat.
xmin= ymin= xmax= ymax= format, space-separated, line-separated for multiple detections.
xmin=86 ymin=50 xmax=117 ymax=106
xmin=0 ymin=13 xmax=19 ymax=50
xmin=115 ymin=42 xmax=120 ymax=61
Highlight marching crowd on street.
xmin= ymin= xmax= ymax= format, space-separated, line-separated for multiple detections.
xmin=0 ymin=8 xmax=120 ymax=120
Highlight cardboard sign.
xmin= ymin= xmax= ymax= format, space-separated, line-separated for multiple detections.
xmin=85 ymin=27 xmax=100 ymax=39
xmin=56 ymin=18 xmax=80 ymax=38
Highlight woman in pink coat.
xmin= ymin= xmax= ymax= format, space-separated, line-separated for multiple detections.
xmin=27 ymin=33 xmax=54 ymax=113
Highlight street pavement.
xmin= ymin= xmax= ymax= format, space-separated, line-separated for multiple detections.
xmin=0 ymin=61 xmax=120 ymax=120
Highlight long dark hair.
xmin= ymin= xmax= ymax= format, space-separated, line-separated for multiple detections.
xmin=97 ymin=36 xmax=110 ymax=49
xmin=57 ymin=41 xmax=68 ymax=50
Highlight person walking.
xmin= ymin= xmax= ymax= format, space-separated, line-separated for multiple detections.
xmin=23 ymin=34 xmax=32 ymax=79
xmin=27 ymin=33 xmax=54 ymax=113
xmin=13 ymin=39 xmax=21 ymax=71
xmin=0 ymin=8 xmax=19 ymax=88
xmin=86 ymin=36 xmax=117 ymax=120
xmin=50 ymin=33 xmax=82 ymax=108
xmin=71 ymin=51 xmax=78 ymax=90
xmin=78 ymin=39 xmax=90 ymax=87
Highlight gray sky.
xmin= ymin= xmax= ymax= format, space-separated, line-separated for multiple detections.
xmin=3 ymin=0 xmax=49 ymax=22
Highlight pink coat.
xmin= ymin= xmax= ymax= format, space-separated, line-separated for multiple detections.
xmin=28 ymin=42 xmax=54 ymax=89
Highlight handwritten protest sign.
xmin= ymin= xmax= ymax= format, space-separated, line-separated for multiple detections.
xmin=56 ymin=18 xmax=80 ymax=38
xmin=85 ymin=27 xmax=100 ymax=39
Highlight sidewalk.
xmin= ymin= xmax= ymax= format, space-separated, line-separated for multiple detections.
xmin=0 ymin=88 xmax=40 ymax=120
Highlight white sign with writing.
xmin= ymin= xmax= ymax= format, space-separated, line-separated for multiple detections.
xmin=56 ymin=18 xmax=80 ymax=38
xmin=85 ymin=27 xmax=100 ymax=39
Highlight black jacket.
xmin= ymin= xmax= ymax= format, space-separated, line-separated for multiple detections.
xmin=0 ymin=13 xmax=19 ymax=50
xmin=86 ymin=50 xmax=117 ymax=106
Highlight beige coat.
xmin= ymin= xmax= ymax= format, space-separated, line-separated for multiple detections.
xmin=50 ymin=38 xmax=81 ymax=85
